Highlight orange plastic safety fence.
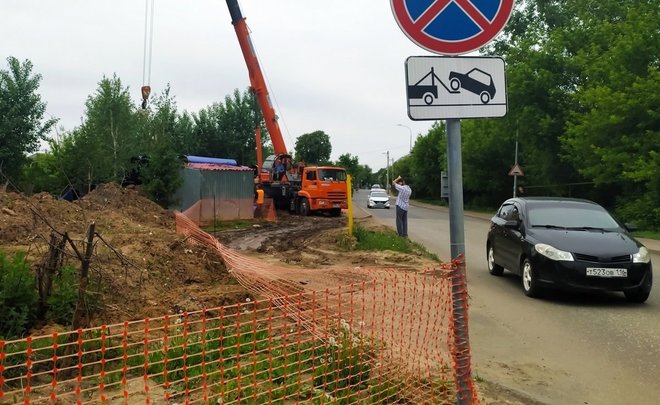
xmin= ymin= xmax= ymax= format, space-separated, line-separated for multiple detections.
xmin=0 ymin=213 xmax=479 ymax=404
xmin=1 ymin=285 xmax=463 ymax=404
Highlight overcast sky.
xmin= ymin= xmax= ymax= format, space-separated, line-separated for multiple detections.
xmin=1 ymin=0 xmax=447 ymax=171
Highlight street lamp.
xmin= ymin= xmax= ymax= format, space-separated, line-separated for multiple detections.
xmin=397 ymin=123 xmax=413 ymax=153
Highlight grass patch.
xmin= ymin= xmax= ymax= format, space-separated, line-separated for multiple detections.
xmin=341 ymin=225 xmax=439 ymax=262
xmin=202 ymin=218 xmax=268 ymax=233
xmin=633 ymin=230 xmax=660 ymax=240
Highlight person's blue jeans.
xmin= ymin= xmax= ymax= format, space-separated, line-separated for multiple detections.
xmin=396 ymin=206 xmax=408 ymax=237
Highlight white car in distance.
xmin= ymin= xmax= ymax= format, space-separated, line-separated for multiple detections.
xmin=367 ymin=189 xmax=390 ymax=209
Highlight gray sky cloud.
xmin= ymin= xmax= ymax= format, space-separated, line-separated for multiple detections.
xmin=1 ymin=0 xmax=440 ymax=170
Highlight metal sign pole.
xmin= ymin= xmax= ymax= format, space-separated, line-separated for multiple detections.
xmin=446 ymin=118 xmax=473 ymax=404
xmin=513 ymin=128 xmax=519 ymax=197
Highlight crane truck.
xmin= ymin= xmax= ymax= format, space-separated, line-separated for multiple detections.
xmin=226 ymin=0 xmax=348 ymax=217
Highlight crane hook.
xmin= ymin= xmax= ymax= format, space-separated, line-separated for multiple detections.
xmin=141 ymin=85 xmax=151 ymax=109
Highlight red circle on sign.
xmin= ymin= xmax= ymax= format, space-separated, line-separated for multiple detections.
xmin=391 ymin=0 xmax=514 ymax=55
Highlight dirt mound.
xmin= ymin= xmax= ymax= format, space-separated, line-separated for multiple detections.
xmin=0 ymin=183 xmax=249 ymax=327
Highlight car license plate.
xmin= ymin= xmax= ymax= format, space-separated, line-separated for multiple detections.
xmin=586 ymin=268 xmax=627 ymax=278
xmin=333 ymin=203 xmax=340 ymax=208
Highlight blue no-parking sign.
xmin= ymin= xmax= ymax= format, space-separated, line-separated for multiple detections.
xmin=391 ymin=0 xmax=514 ymax=55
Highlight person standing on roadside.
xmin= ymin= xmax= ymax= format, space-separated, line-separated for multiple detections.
xmin=392 ymin=175 xmax=411 ymax=237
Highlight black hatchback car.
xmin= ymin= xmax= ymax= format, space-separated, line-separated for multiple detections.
xmin=486 ymin=197 xmax=653 ymax=302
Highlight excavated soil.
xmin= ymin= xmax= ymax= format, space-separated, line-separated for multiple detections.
xmin=0 ymin=184 xmax=248 ymax=328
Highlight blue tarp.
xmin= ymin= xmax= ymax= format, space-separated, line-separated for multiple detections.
xmin=186 ymin=155 xmax=237 ymax=166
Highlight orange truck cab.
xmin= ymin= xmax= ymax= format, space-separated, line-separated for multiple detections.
xmin=260 ymin=153 xmax=347 ymax=216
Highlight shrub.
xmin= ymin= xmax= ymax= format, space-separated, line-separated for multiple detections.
xmin=46 ymin=265 xmax=79 ymax=325
xmin=0 ymin=251 xmax=38 ymax=339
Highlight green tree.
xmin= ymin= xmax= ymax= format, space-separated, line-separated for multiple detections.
xmin=336 ymin=153 xmax=359 ymax=174
xmin=171 ymin=111 xmax=198 ymax=156
xmin=294 ymin=130 xmax=332 ymax=164
xmin=409 ymin=122 xmax=445 ymax=200
xmin=136 ymin=85 xmax=184 ymax=207
xmin=48 ymin=75 xmax=138 ymax=193
xmin=82 ymin=74 xmax=139 ymax=183
xmin=354 ymin=164 xmax=373 ymax=190
xmin=337 ymin=153 xmax=374 ymax=190
xmin=193 ymin=88 xmax=263 ymax=166
xmin=49 ymin=127 xmax=95 ymax=194
xmin=19 ymin=152 xmax=67 ymax=195
xmin=558 ymin=0 xmax=660 ymax=227
xmin=0 ymin=57 xmax=56 ymax=185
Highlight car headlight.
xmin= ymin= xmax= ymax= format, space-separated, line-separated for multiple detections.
xmin=535 ymin=243 xmax=574 ymax=261
xmin=633 ymin=246 xmax=650 ymax=264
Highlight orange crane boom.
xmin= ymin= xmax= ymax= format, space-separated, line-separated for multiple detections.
xmin=226 ymin=0 xmax=287 ymax=155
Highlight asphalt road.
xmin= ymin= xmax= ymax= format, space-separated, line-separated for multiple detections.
xmin=354 ymin=190 xmax=660 ymax=405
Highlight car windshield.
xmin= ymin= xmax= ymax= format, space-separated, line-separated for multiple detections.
xmin=317 ymin=169 xmax=347 ymax=181
xmin=468 ymin=68 xmax=491 ymax=84
xmin=370 ymin=192 xmax=388 ymax=199
xmin=528 ymin=204 xmax=620 ymax=229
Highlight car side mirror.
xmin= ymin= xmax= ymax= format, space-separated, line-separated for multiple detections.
xmin=624 ymin=223 xmax=638 ymax=232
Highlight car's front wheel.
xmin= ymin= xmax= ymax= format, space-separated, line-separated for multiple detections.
xmin=487 ymin=244 xmax=504 ymax=276
xmin=624 ymin=271 xmax=652 ymax=303
xmin=521 ymin=258 xmax=541 ymax=297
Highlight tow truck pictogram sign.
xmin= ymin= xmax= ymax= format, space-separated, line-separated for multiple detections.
xmin=405 ymin=56 xmax=507 ymax=120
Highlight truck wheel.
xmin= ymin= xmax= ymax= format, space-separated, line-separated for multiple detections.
xmin=298 ymin=198 xmax=310 ymax=216
xmin=423 ymin=93 xmax=434 ymax=105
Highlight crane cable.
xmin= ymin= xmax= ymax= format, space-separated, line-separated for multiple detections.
xmin=141 ymin=0 xmax=155 ymax=109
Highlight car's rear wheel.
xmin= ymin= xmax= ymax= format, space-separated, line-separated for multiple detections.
xmin=624 ymin=271 xmax=652 ymax=303
xmin=480 ymin=91 xmax=491 ymax=104
xmin=487 ymin=244 xmax=504 ymax=276
xmin=521 ymin=258 xmax=541 ymax=297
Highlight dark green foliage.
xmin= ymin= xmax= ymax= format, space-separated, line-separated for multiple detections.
xmin=192 ymin=88 xmax=263 ymax=166
xmin=47 ymin=75 xmax=138 ymax=193
xmin=336 ymin=153 xmax=374 ymax=190
xmin=408 ymin=122 xmax=445 ymax=200
xmin=294 ymin=130 xmax=332 ymax=164
xmin=19 ymin=152 xmax=68 ymax=195
xmin=141 ymin=141 xmax=183 ymax=208
xmin=0 ymin=57 xmax=56 ymax=183
xmin=0 ymin=251 xmax=38 ymax=339
xmin=45 ymin=265 xmax=79 ymax=325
